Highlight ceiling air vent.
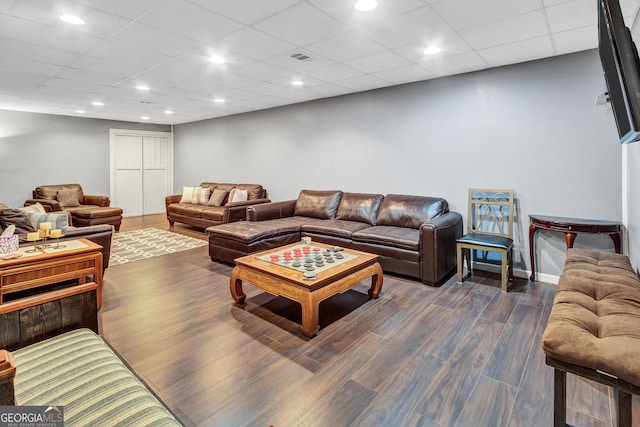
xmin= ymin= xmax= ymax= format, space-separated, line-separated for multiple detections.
xmin=290 ymin=52 xmax=313 ymax=62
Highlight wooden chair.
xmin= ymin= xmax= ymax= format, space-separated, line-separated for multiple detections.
xmin=456 ymin=188 xmax=514 ymax=292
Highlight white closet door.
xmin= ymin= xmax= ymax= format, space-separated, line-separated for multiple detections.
xmin=110 ymin=130 xmax=173 ymax=217
xmin=143 ymin=136 xmax=172 ymax=215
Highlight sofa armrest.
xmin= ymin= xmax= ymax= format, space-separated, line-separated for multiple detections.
xmin=224 ymin=198 xmax=272 ymax=223
xmin=165 ymin=194 xmax=182 ymax=206
xmin=83 ymin=195 xmax=110 ymax=207
xmin=24 ymin=199 xmax=62 ymax=212
xmin=419 ymin=211 xmax=464 ymax=285
xmin=247 ymin=200 xmax=297 ymax=221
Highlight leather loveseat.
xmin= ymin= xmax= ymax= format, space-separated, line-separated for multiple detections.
xmin=207 ymin=190 xmax=463 ymax=285
xmin=165 ymin=182 xmax=269 ymax=229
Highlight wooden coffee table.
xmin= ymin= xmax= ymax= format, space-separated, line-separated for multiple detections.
xmin=230 ymin=242 xmax=383 ymax=337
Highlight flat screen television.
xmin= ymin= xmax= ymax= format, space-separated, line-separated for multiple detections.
xmin=598 ymin=0 xmax=640 ymax=144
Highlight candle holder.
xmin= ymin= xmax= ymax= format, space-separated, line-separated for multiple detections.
xmin=25 ymin=232 xmax=41 ymax=253
xmin=38 ymin=222 xmax=52 ymax=249
xmin=50 ymin=230 xmax=65 ymax=249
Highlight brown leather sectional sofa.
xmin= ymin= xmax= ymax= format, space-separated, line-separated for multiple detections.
xmin=207 ymin=190 xmax=463 ymax=285
xmin=165 ymin=182 xmax=269 ymax=229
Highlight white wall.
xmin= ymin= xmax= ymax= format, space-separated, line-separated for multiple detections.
xmin=0 ymin=110 xmax=170 ymax=208
xmin=174 ymin=50 xmax=622 ymax=279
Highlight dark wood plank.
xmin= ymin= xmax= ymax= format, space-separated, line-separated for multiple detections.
xmin=455 ymin=375 xmax=516 ymax=427
xmin=417 ymin=319 xmax=504 ymax=426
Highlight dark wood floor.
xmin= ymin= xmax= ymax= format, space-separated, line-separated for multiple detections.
xmin=100 ymin=214 xmax=635 ymax=427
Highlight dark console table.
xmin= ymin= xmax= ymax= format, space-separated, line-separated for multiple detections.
xmin=529 ymin=214 xmax=622 ymax=281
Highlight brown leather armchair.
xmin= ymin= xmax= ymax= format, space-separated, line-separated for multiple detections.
xmin=25 ymin=184 xmax=123 ymax=231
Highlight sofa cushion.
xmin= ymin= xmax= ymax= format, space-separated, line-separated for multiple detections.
xmin=294 ymin=190 xmax=343 ymax=219
xmin=27 ymin=212 xmax=69 ymax=231
xmin=352 ymin=225 xmax=420 ymax=251
xmin=192 ymin=187 xmax=211 ymax=205
xmin=208 ymin=189 xmax=228 ymax=207
xmin=376 ymin=194 xmax=448 ymax=229
xmin=180 ymin=186 xmax=195 ymax=203
xmin=229 ymin=188 xmax=248 ymax=202
xmin=56 ymin=189 xmax=81 ymax=207
xmin=0 ymin=209 xmax=35 ymax=233
xmin=336 ymin=193 xmax=384 ymax=225
xmin=201 ymin=207 xmax=225 ymax=221
xmin=301 ymin=219 xmax=371 ymax=239
xmin=35 ymin=184 xmax=85 ymax=201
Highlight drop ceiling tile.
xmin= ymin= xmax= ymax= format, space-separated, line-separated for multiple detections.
xmin=87 ymin=40 xmax=171 ymax=69
xmin=56 ymin=67 xmax=126 ymax=86
xmin=335 ymin=74 xmax=392 ymax=91
xmin=269 ymin=75 xmax=324 ymax=88
xmin=0 ymin=38 xmax=79 ymax=66
xmin=373 ymin=64 xmax=437 ymax=85
xmin=69 ymin=55 xmax=144 ymax=77
xmin=45 ymin=77 xmax=108 ymax=92
xmin=478 ymin=36 xmax=555 ymax=67
xmin=189 ymin=0 xmax=300 ymax=24
xmin=552 ymin=25 xmax=597 ymax=54
xmin=138 ymin=0 xmax=242 ymax=44
xmin=308 ymin=0 xmax=425 ymax=27
xmin=255 ymin=3 xmax=350 ymax=46
xmin=0 ymin=54 xmax=65 ymax=75
xmin=232 ymin=61 xmax=291 ymax=81
xmin=0 ymin=69 xmax=50 ymax=85
xmin=358 ymin=6 xmax=454 ymax=49
xmin=459 ymin=11 xmax=548 ymax=50
xmin=306 ymin=82 xmax=350 ymax=98
xmin=110 ymin=22 xmax=204 ymax=57
xmin=262 ymin=51 xmax=333 ymax=72
xmin=242 ymin=81 xmax=288 ymax=96
xmin=9 ymin=0 xmax=131 ymax=38
xmin=394 ymin=36 xmax=473 ymax=64
xmin=304 ymin=63 xmax=363 ymax=82
xmin=431 ymin=0 xmax=540 ymax=31
xmin=0 ymin=14 xmax=103 ymax=53
xmin=217 ymin=27 xmax=296 ymax=60
xmin=421 ymin=51 xmax=490 ymax=76
xmin=68 ymin=0 xmax=163 ymax=19
xmin=546 ymin=0 xmax=594 ymax=33
xmin=305 ymin=30 xmax=386 ymax=62
xmin=0 ymin=0 xmax=12 ymax=13
xmin=344 ymin=50 xmax=412 ymax=74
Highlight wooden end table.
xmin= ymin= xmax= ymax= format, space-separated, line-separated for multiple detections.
xmin=528 ymin=214 xmax=622 ymax=281
xmin=230 ymin=242 xmax=383 ymax=337
xmin=0 ymin=239 xmax=103 ymax=309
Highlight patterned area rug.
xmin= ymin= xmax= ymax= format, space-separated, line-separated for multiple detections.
xmin=110 ymin=228 xmax=207 ymax=266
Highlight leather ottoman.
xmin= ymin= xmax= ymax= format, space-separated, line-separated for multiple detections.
xmin=69 ymin=207 xmax=123 ymax=231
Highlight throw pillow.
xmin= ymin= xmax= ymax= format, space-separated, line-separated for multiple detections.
xmin=0 ymin=209 xmax=35 ymax=233
xmin=191 ymin=187 xmax=211 ymax=205
xmin=179 ymin=186 xmax=195 ymax=204
xmin=27 ymin=212 xmax=69 ymax=231
xmin=19 ymin=203 xmax=46 ymax=215
xmin=229 ymin=189 xmax=248 ymax=203
xmin=208 ymin=189 xmax=228 ymax=207
xmin=56 ymin=189 xmax=81 ymax=207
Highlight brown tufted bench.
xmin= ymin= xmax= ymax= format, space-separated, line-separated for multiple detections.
xmin=542 ymin=249 xmax=640 ymax=427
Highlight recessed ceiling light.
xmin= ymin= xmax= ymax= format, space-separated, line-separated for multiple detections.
xmin=136 ymin=85 xmax=150 ymax=91
xmin=91 ymin=101 xmax=104 ymax=106
xmin=164 ymin=110 xmax=174 ymax=115
xmin=424 ymin=46 xmax=442 ymax=55
xmin=355 ymin=0 xmax=377 ymax=12
xmin=213 ymin=98 xmax=225 ymax=103
xmin=60 ymin=14 xmax=85 ymax=25
xmin=75 ymin=110 xmax=86 ymax=114
xmin=141 ymin=116 xmax=150 ymax=120
xmin=291 ymin=80 xmax=304 ymax=86
xmin=209 ymin=55 xmax=225 ymax=64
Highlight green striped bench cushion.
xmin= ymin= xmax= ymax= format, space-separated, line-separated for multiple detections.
xmin=13 ymin=329 xmax=181 ymax=427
